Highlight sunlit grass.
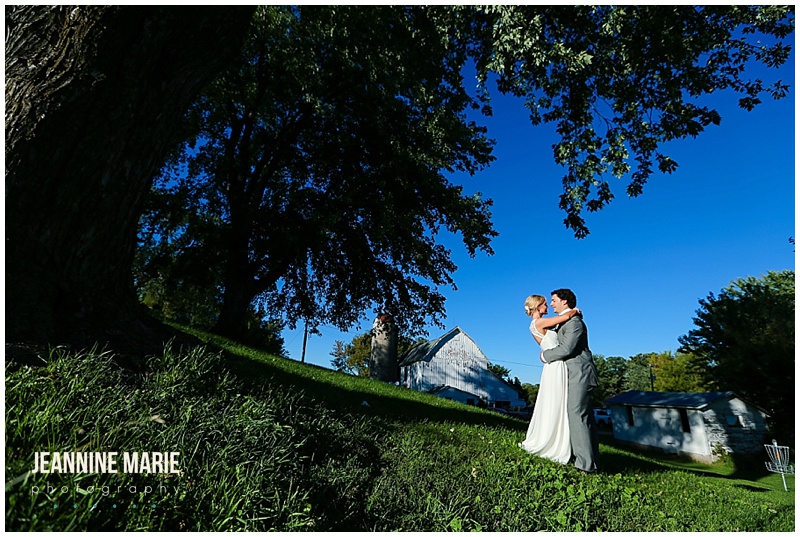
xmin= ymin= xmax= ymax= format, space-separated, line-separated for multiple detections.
xmin=5 ymin=333 xmax=794 ymax=531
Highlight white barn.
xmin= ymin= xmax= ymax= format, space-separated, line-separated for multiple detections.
xmin=399 ymin=327 xmax=525 ymax=409
xmin=605 ymin=390 xmax=770 ymax=463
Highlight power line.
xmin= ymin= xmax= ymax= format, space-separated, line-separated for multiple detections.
xmin=490 ymin=358 xmax=544 ymax=369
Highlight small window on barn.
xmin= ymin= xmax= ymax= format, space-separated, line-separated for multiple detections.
xmin=466 ymin=398 xmax=475 ymax=406
xmin=626 ymin=406 xmax=634 ymax=426
xmin=679 ymin=409 xmax=691 ymax=433
xmin=726 ymin=415 xmax=742 ymax=427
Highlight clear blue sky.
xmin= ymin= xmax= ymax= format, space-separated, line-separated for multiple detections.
xmin=283 ymin=51 xmax=796 ymax=387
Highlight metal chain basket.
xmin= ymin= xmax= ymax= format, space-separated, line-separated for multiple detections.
xmin=765 ymin=439 xmax=794 ymax=492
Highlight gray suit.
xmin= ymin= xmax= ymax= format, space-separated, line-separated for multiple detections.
xmin=542 ymin=313 xmax=600 ymax=472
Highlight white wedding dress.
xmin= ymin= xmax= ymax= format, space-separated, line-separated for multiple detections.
xmin=519 ymin=319 xmax=571 ymax=464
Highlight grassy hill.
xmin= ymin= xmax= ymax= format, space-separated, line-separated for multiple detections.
xmin=5 ymin=330 xmax=795 ymax=531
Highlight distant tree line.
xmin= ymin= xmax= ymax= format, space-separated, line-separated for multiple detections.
xmin=409 ymin=271 xmax=792 ymax=439
xmin=598 ymin=271 xmax=795 ymax=442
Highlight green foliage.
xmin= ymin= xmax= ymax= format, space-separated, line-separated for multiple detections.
xmin=133 ymin=219 xmax=286 ymax=356
xmin=592 ymin=354 xmax=627 ymax=405
xmin=330 ymin=333 xmax=373 ymax=377
xmin=465 ymin=5 xmax=794 ymax=237
xmin=233 ymin=310 xmax=288 ymax=357
xmin=679 ymin=270 xmax=795 ymax=441
xmin=488 ymin=362 xmax=511 ymax=380
xmin=595 ymin=350 xmax=709 ymax=407
xmin=649 ymin=351 xmax=707 ymax=392
xmin=5 ymin=337 xmax=795 ymax=531
xmin=624 ymin=353 xmax=655 ymax=392
xmin=594 ymin=353 xmax=656 ymax=405
xmin=519 ymin=383 xmax=540 ymax=407
xmin=140 ymin=5 xmax=497 ymax=339
xmin=134 ymin=186 xmax=227 ymax=328
xmin=330 ymin=332 xmax=427 ymax=377
xmin=137 ymin=5 xmax=794 ymax=342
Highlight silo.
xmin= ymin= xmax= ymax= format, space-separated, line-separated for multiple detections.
xmin=370 ymin=313 xmax=398 ymax=382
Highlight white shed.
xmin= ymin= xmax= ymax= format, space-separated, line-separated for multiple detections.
xmin=605 ymin=390 xmax=770 ymax=463
xmin=399 ymin=327 xmax=525 ymax=409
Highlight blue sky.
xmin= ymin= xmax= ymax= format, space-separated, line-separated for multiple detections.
xmin=283 ymin=50 xmax=795 ymax=387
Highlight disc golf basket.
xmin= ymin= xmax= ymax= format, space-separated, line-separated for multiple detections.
xmin=765 ymin=439 xmax=794 ymax=492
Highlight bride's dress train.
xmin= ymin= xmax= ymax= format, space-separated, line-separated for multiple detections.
xmin=519 ymin=320 xmax=571 ymax=464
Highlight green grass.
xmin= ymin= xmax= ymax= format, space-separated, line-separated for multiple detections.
xmin=5 ymin=332 xmax=795 ymax=531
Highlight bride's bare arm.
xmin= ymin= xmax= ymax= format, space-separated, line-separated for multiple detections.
xmin=534 ymin=308 xmax=582 ymax=331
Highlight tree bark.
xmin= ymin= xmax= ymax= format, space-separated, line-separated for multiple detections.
xmin=6 ymin=6 xmax=255 ymax=354
xmin=213 ymin=241 xmax=259 ymax=340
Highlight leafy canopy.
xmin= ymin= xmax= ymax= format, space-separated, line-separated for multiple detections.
xmin=464 ymin=5 xmax=793 ymax=237
xmin=139 ymin=6 xmax=497 ymax=338
xmin=137 ymin=5 xmax=793 ymax=338
xmin=679 ymin=270 xmax=795 ymax=439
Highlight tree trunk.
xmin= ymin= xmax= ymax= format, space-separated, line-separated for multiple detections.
xmin=214 ymin=254 xmax=259 ymax=341
xmin=5 ymin=6 xmax=255 ymax=354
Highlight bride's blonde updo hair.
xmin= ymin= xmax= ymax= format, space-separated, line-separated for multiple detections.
xmin=524 ymin=295 xmax=546 ymax=315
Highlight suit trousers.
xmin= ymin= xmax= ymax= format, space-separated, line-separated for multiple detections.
xmin=567 ymin=379 xmax=600 ymax=472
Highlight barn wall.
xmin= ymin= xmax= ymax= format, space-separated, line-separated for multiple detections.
xmin=401 ymin=331 xmax=524 ymax=407
xmin=703 ymin=398 xmax=769 ymax=457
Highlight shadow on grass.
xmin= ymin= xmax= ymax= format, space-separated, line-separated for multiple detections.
xmin=206 ymin=338 xmax=529 ymax=432
xmin=151 ymin=330 xmax=790 ymax=498
xmin=598 ymin=436 xmax=777 ymax=492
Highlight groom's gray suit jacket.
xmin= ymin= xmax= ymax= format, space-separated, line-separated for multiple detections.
xmin=541 ymin=314 xmax=598 ymax=387
xmin=541 ymin=313 xmax=600 ymax=472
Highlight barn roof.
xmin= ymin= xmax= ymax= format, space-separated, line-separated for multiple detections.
xmin=605 ymin=390 xmax=768 ymax=413
xmin=398 ymin=326 xmax=485 ymax=367
xmin=429 ymin=385 xmax=480 ymax=398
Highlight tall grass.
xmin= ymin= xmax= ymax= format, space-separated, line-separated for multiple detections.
xmin=5 ymin=345 xmax=381 ymax=530
xmin=5 ymin=340 xmax=795 ymax=531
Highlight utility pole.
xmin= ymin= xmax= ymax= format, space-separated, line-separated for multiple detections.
xmin=301 ymin=320 xmax=308 ymax=363
xmin=649 ymin=364 xmax=656 ymax=391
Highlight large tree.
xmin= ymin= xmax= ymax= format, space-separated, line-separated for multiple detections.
xmin=140 ymin=5 xmax=794 ymax=340
xmin=6 ymin=6 xmax=255 ymax=351
xmin=7 ymin=6 xmax=793 ymax=350
xmin=679 ymin=270 xmax=795 ymax=440
xmin=139 ymin=6 xmax=497 ymax=340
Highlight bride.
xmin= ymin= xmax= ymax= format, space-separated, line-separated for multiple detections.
xmin=518 ymin=294 xmax=580 ymax=464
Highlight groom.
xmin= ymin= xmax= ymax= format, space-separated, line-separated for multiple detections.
xmin=540 ymin=288 xmax=600 ymax=473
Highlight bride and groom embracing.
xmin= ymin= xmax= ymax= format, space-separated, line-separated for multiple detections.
xmin=518 ymin=289 xmax=600 ymax=474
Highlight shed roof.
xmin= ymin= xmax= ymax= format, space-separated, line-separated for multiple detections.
xmin=605 ymin=390 xmax=760 ymax=411
xmin=398 ymin=326 xmax=484 ymax=367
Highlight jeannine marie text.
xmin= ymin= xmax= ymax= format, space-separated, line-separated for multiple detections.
xmin=32 ymin=451 xmax=180 ymax=474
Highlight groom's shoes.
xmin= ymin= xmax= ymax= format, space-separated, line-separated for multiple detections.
xmin=575 ymin=464 xmax=600 ymax=475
